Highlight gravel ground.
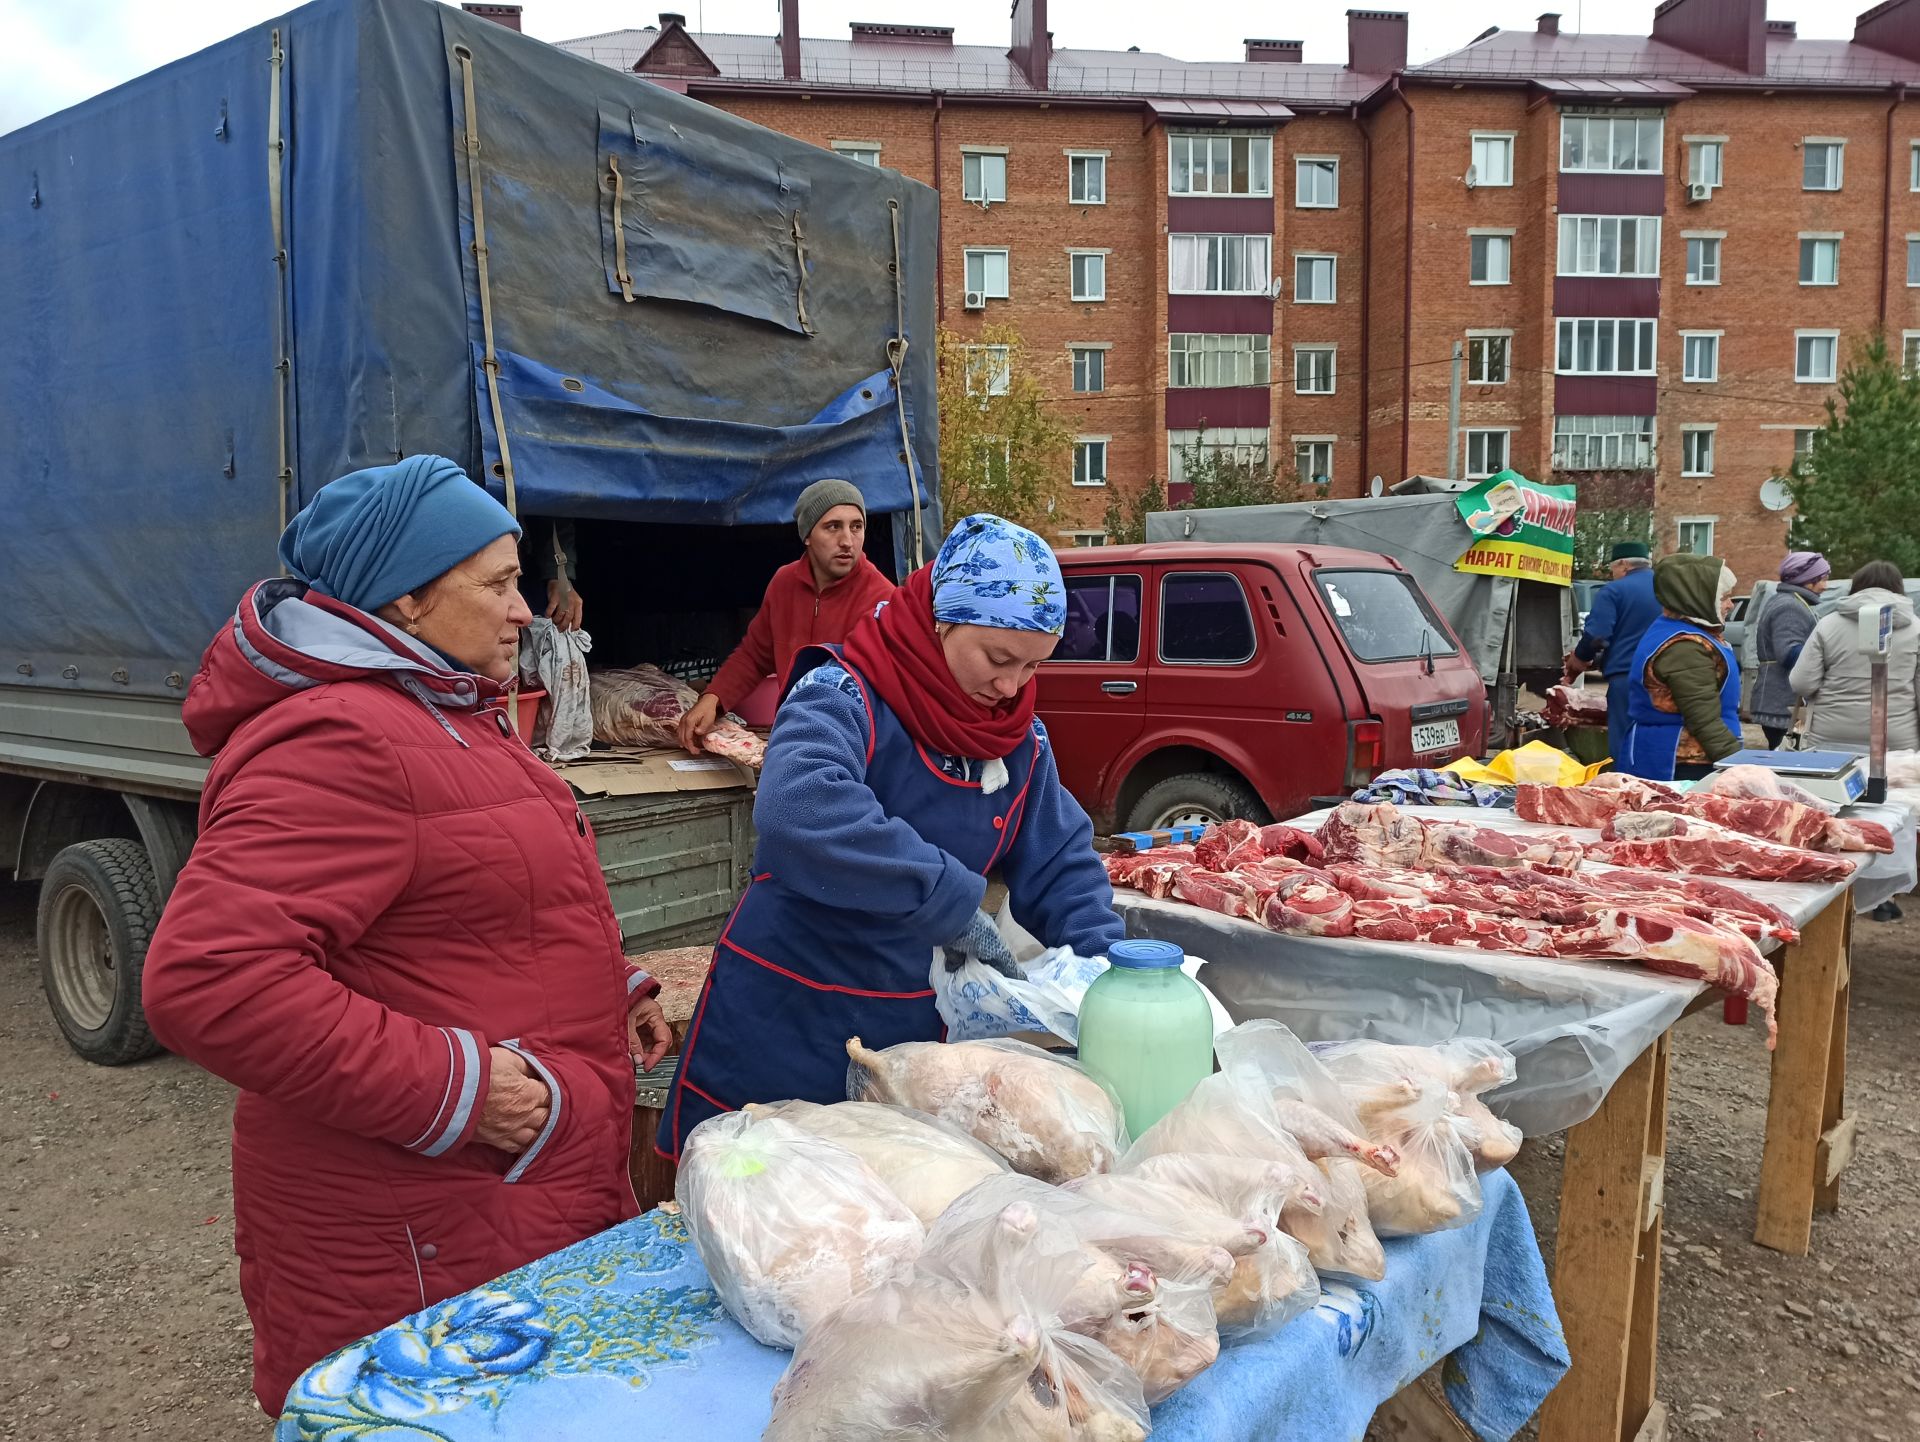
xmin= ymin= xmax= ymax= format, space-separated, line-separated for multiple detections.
xmin=1 ymin=877 xmax=1916 ymax=1441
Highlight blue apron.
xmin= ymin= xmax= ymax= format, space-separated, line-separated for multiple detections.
xmin=1623 ymin=617 xmax=1740 ymax=781
xmin=659 ymin=646 xmax=1042 ymax=1160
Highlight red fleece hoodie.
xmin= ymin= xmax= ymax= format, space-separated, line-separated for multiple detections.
xmin=705 ymin=553 xmax=895 ymax=708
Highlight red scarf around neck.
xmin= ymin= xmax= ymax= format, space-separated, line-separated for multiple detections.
xmin=838 ymin=565 xmax=1037 ymax=761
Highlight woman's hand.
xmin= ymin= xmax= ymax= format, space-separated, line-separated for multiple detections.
xmin=628 ymin=997 xmax=674 ymax=1072
xmin=477 ymin=1046 xmax=551 ymax=1153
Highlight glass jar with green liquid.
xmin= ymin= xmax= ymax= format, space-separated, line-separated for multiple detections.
xmin=1077 ymin=938 xmax=1215 ymax=1136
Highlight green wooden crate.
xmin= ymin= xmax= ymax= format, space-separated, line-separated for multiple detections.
xmin=585 ymin=789 xmax=755 ymax=951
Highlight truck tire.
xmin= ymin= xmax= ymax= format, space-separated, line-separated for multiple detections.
xmin=1125 ymin=774 xmax=1270 ymax=833
xmin=37 ymin=838 xmax=164 ymax=1066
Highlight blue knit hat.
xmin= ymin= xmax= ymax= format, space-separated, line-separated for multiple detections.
xmin=930 ymin=514 xmax=1066 ymax=635
xmin=278 ymin=456 xmax=522 ymax=612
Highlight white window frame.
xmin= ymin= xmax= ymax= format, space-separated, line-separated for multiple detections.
xmin=1556 ymin=216 xmax=1661 ymax=278
xmin=1553 ymin=415 xmax=1656 ymax=470
xmin=1685 ymin=135 xmax=1725 ymax=190
xmin=1680 ymin=331 xmax=1722 ymax=383
xmin=1073 ymin=436 xmax=1111 ymax=488
xmin=1680 ymin=425 xmax=1716 ymax=477
xmin=1169 ymin=234 xmax=1273 ymax=296
xmin=1068 ymin=343 xmax=1109 ymax=394
xmin=1911 ymin=142 xmax=1920 ymax=193
xmin=1295 ymin=156 xmax=1339 ymax=209
xmin=963 ymin=248 xmax=1010 ymax=300
xmin=1795 ymin=329 xmax=1840 ymax=384
xmin=1469 ymin=230 xmax=1514 ymax=286
xmin=1167 ymin=427 xmax=1271 ymax=486
xmin=1907 ymin=234 xmax=1920 ymax=288
xmin=1803 ymin=138 xmax=1846 ymax=192
xmin=1555 ymin=317 xmax=1659 ymax=376
xmin=1905 ymin=330 xmax=1920 ymax=376
xmin=1294 ymin=252 xmax=1338 ymax=304
xmin=1066 ymin=149 xmax=1108 ymax=206
xmin=1675 ymin=516 xmax=1717 ymax=556
xmin=1293 ymin=344 xmax=1337 ymax=395
xmin=1467 ymin=330 xmax=1511 ymax=385
xmin=1470 ymin=132 xmax=1515 ymax=187
xmin=1798 ymin=233 xmax=1841 ymax=287
xmin=960 ymin=148 xmax=1009 ymax=205
xmin=962 ymin=344 xmax=1011 ymax=398
xmin=1464 ymin=428 xmax=1512 ymax=479
xmin=1069 ymin=249 xmax=1108 ymax=302
xmin=1168 ymin=333 xmax=1271 ymax=389
xmin=1292 ymin=436 xmax=1335 ymax=487
xmin=1061 ymin=529 xmax=1110 ymax=548
xmin=830 ymin=140 xmax=882 ymax=166
xmin=1167 ymin=132 xmax=1273 ymax=198
xmin=1792 ymin=427 xmax=1821 ymax=467
xmin=1560 ymin=112 xmax=1664 ymax=175
xmin=1683 ymin=232 xmax=1723 ymax=286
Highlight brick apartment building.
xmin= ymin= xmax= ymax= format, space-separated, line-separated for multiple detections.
xmin=518 ymin=0 xmax=1920 ymax=578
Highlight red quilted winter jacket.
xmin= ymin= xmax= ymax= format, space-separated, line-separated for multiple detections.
xmin=142 ymin=581 xmax=654 ymax=1414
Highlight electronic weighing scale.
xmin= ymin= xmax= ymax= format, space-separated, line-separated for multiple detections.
xmin=1714 ymin=749 xmax=1868 ymax=806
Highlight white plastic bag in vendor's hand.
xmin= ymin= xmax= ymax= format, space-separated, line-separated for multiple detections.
xmin=931 ymin=945 xmax=1237 ymax=1045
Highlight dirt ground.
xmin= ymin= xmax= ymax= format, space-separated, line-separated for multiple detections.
xmin=1 ymin=878 xmax=1917 ymax=1442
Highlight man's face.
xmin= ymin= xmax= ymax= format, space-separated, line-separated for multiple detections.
xmin=806 ymin=504 xmax=866 ymax=583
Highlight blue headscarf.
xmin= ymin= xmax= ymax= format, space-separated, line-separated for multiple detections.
xmin=930 ymin=514 xmax=1066 ymax=635
xmin=278 ymin=455 xmax=522 ymax=612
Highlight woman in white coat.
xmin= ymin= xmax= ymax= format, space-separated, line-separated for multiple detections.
xmin=1789 ymin=560 xmax=1920 ymax=754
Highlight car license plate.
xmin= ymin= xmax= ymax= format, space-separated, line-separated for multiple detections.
xmin=1411 ymin=718 xmax=1460 ymax=755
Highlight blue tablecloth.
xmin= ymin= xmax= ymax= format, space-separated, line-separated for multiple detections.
xmin=276 ymin=1170 xmax=1566 ymax=1442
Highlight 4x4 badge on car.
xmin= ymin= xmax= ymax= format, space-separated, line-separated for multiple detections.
xmin=1285 ymin=710 xmax=1314 ymax=723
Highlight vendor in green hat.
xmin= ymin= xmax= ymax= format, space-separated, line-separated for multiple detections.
xmin=1563 ymin=540 xmax=1660 ymax=768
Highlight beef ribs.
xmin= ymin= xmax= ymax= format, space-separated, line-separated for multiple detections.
xmin=1172 ymin=868 xmax=1259 ymax=920
xmin=1317 ymin=801 xmax=1432 ymax=870
xmin=1593 ymin=812 xmax=1858 ymax=884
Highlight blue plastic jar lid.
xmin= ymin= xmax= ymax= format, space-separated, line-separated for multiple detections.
xmin=1108 ymin=938 xmax=1185 ymax=969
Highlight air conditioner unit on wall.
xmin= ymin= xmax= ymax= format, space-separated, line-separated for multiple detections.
xmin=963 ymin=290 xmax=987 ymax=311
xmin=1688 ymin=182 xmax=1713 ymax=202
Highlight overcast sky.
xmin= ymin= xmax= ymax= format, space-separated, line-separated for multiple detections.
xmin=0 ymin=0 xmax=1882 ymax=136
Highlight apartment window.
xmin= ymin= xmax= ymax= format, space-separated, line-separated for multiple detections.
xmin=962 ymin=150 xmax=1008 ymax=204
xmin=1070 ymin=346 xmax=1106 ymax=393
xmin=1468 ymin=333 xmax=1510 ymax=384
xmin=1799 ymin=236 xmax=1840 ymax=287
xmin=1556 ymin=318 xmax=1658 ymax=376
xmin=1294 ymin=253 xmax=1337 ymax=303
xmin=962 ymin=345 xmax=1010 ymax=397
xmin=1294 ymin=345 xmax=1336 ymax=394
xmin=1169 ymin=233 xmax=1272 ymax=295
xmin=1906 ymin=331 xmax=1920 ymax=376
xmin=1168 ymin=333 xmax=1271 ymax=388
xmin=1168 ymin=132 xmax=1272 ymax=197
xmin=831 ymin=142 xmax=881 ymax=166
xmin=1167 ymin=427 xmax=1269 ymax=486
xmin=1073 ymin=438 xmax=1110 ymax=487
xmin=1470 ymin=133 xmax=1514 ymax=186
xmin=1070 ymin=251 xmax=1107 ymax=302
xmin=1464 ymin=429 xmax=1510 ymax=479
xmin=1687 ymin=138 xmax=1724 ymax=190
xmin=1676 ymin=518 xmax=1716 ymax=556
xmin=1908 ymin=237 xmax=1920 ymax=287
xmin=1912 ymin=142 xmax=1920 ymax=192
xmin=1294 ymin=438 xmax=1335 ymax=486
xmin=1553 ymin=415 xmax=1655 ymax=470
xmin=1685 ymin=235 xmax=1722 ymax=285
xmin=1061 ymin=531 xmax=1111 ymax=550
xmin=1068 ymin=152 xmax=1107 ymax=205
xmin=1557 ymin=216 xmax=1661 ymax=277
xmin=1296 ymin=157 xmax=1339 ymax=208
xmin=963 ymin=248 xmax=1009 ymax=299
xmin=1793 ymin=428 xmax=1821 ymax=467
xmin=1803 ymin=140 xmax=1844 ymax=192
xmin=1681 ymin=333 xmax=1721 ymax=383
xmin=1470 ymin=233 xmax=1512 ymax=285
xmin=1560 ymin=113 xmax=1663 ymax=173
xmin=1796 ymin=331 xmax=1839 ymax=384
xmin=1681 ymin=427 xmax=1716 ymax=477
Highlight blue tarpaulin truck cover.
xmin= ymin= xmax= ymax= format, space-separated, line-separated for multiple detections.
xmin=0 ymin=0 xmax=941 ymax=702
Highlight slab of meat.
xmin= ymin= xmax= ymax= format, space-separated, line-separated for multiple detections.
xmin=1317 ymin=801 xmax=1428 ymax=869
xmin=1594 ymin=812 xmax=1857 ymax=884
xmin=1559 ymin=909 xmax=1779 ymax=1043
xmin=1218 ymin=835 xmax=1272 ymax=871
xmin=1512 ymin=773 xmax=1678 ymax=829
xmin=1258 ymin=824 xmax=1325 ymax=862
xmin=1655 ymin=792 xmax=1829 ymax=850
xmin=1541 ymin=683 xmax=1608 ymax=729
xmin=1193 ymin=818 xmax=1262 ymax=871
xmin=1171 ymin=868 xmax=1259 ymax=920
xmin=1820 ymin=813 xmax=1897 ymax=853
xmin=1559 ymin=867 xmax=1799 ymax=945
xmin=700 ymin=719 xmax=766 ymax=770
xmin=1348 ymin=898 xmax=1559 ymax=955
xmin=1420 ymin=819 xmax=1585 ymax=876
xmin=1259 ymin=870 xmax=1357 ymax=937
xmin=1103 ymin=845 xmax=1194 ymax=888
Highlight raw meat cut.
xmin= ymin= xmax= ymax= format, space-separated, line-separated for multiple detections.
xmin=1513 ymin=774 xmax=1678 ymax=829
xmin=1820 ymin=813 xmax=1896 ymax=853
xmin=845 ymin=1036 xmax=1126 ymax=1183
xmin=1257 ymin=824 xmax=1325 ymax=861
xmin=700 ymin=719 xmax=766 ymax=770
xmin=1102 ymin=845 xmax=1195 ymax=887
xmin=1218 ymin=835 xmax=1272 ymax=871
xmin=675 ymin=1111 xmax=924 ymax=1348
xmin=1542 ymin=683 xmax=1608 ymax=729
xmin=1349 ymin=898 xmax=1559 ymax=955
xmin=1420 ymin=819 xmax=1585 ymax=875
xmin=1593 ymin=812 xmax=1857 ymax=884
xmin=1171 ymin=869 xmax=1259 ymax=920
xmin=1559 ymin=908 xmax=1780 ymax=1043
xmin=1259 ymin=870 xmax=1357 ymax=937
xmin=1319 ymin=800 xmax=1582 ymax=875
xmin=587 ymin=664 xmax=698 ymax=747
xmin=1317 ymin=801 xmax=1428 ymax=870
xmin=745 ymin=1099 xmax=1008 ymax=1227
xmin=1573 ymin=868 xmax=1798 ymax=945
xmin=1193 ymin=818 xmax=1262 ymax=871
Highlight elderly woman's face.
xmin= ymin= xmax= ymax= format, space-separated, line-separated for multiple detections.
xmin=393 ymin=534 xmax=532 ymax=682
xmin=939 ymin=623 xmax=1058 ymax=708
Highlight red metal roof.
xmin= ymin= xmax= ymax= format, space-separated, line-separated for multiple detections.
xmin=1412 ymin=28 xmax=1920 ymax=89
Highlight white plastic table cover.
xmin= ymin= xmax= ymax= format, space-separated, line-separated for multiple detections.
xmin=1112 ymin=806 xmax=1850 ymax=1137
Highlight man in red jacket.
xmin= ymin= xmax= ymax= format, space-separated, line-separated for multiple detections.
xmin=679 ymin=477 xmax=896 ymax=750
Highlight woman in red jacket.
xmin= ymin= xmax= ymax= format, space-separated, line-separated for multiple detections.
xmin=142 ymin=455 xmax=671 ymax=1414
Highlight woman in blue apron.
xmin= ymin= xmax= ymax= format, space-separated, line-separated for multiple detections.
xmin=1624 ymin=553 xmax=1743 ymax=782
xmin=659 ymin=514 xmax=1126 ymax=1159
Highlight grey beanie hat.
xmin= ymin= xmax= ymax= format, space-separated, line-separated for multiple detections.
xmin=795 ymin=478 xmax=866 ymax=540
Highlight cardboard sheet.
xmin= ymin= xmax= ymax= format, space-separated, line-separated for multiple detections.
xmin=550 ymin=747 xmax=755 ymax=798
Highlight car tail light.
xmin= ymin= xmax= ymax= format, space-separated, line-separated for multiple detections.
xmin=1345 ymin=718 xmax=1385 ymax=787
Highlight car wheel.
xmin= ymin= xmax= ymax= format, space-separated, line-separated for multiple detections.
xmin=1126 ymin=773 xmax=1270 ymax=833
xmin=37 ymin=838 xmax=164 ymax=1066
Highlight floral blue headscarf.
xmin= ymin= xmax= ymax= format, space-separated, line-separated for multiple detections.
xmin=930 ymin=514 xmax=1066 ymax=635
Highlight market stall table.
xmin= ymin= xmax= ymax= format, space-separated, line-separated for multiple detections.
xmin=274 ymin=1172 xmax=1565 ymax=1442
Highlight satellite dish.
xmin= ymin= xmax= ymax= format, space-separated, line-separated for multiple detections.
xmin=1368 ymin=474 xmax=1386 ymax=498
xmin=1758 ymin=477 xmax=1794 ymax=512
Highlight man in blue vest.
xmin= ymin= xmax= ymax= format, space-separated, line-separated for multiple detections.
xmin=1564 ymin=541 xmax=1661 ymax=769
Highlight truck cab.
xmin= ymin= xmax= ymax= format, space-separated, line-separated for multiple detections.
xmin=1038 ymin=542 xmax=1488 ymax=832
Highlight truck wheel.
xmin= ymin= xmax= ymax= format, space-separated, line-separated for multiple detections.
xmin=1125 ymin=774 xmax=1270 ymax=833
xmin=37 ymin=839 xmax=164 ymax=1066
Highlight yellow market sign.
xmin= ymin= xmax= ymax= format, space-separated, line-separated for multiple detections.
xmin=1454 ymin=470 xmax=1575 ymax=586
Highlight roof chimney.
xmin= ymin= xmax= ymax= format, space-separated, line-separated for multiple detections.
xmin=658 ymin=11 xmax=686 ymax=25
xmin=1246 ymin=38 xmax=1305 ymax=62
xmin=1651 ymin=0 xmax=1766 ymax=75
xmin=1011 ymin=0 xmax=1051 ymax=90
xmin=779 ymin=0 xmax=802 ymax=80
xmin=460 ymin=3 xmax=522 ymax=30
xmin=1537 ymin=12 xmax=1560 ymax=35
xmin=1346 ymin=10 xmax=1408 ymax=74
xmin=1855 ymin=0 xmax=1920 ymax=62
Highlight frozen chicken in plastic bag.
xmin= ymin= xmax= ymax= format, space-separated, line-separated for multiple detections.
xmin=1319 ymin=1037 xmax=1522 ymax=1173
xmin=1213 ymin=1020 xmax=1403 ymax=1176
xmin=1288 ymin=1158 xmax=1387 ymax=1281
xmin=846 ymin=1035 xmax=1128 ymax=1183
xmin=1123 ymin=1070 xmax=1328 ymax=1218
xmin=746 ymin=1099 xmax=1009 ymax=1227
xmin=674 ymin=1111 xmax=923 ymax=1348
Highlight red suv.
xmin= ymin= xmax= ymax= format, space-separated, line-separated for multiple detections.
xmin=1038 ymin=542 xmax=1488 ymax=832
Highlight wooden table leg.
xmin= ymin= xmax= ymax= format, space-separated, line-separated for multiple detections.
xmin=1536 ymin=1033 xmax=1671 ymax=1442
xmin=1755 ymin=893 xmax=1851 ymax=1253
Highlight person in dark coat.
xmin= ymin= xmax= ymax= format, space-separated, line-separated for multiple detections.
xmin=1751 ymin=550 xmax=1830 ymax=747
xmin=1565 ymin=541 xmax=1661 ymax=768
xmin=1623 ymin=554 xmax=1743 ymax=781
xmin=659 ymin=513 xmax=1126 ymax=1160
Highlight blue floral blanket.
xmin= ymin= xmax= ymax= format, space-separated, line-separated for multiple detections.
xmin=277 ymin=1170 xmax=1565 ymax=1442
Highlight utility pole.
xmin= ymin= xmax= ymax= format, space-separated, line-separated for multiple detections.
xmin=1446 ymin=340 xmax=1464 ymax=480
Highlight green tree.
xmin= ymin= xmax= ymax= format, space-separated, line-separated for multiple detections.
xmin=936 ymin=324 xmax=1072 ymax=532
xmin=1784 ymin=330 xmax=1920 ymax=575
xmin=1103 ymin=437 xmax=1316 ymax=545
xmin=1561 ymin=469 xmax=1654 ymax=578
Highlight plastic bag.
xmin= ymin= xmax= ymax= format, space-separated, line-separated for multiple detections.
xmin=517 ymin=618 xmax=594 ymax=761
xmin=846 ymin=1035 xmax=1128 ymax=1184
xmin=932 ymin=946 xmax=1236 ymax=1044
xmin=1446 ymin=739 xmax=1604 ymax=788
xmin=674 ymin=1111 xmax=923 ymax=1348
xmin=1214 ymin=1020 xmax=1404 ymax=1176
xmin=745 ymin=1099 xmax=1009 ymax=1228
xmin=588 ymin=663 xmax=698 ymax=747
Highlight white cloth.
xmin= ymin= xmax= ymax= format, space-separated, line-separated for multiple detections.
xmin=520 ymin=618 xmax=593 ymax=761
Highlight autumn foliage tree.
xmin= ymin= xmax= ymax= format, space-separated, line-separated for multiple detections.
xmin=936 ymin=324 xmax=1073 ymax=532
xmin=1784 ymin=330 xmax=1920 ymax=575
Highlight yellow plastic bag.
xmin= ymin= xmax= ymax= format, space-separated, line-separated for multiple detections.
xmin=1444 ymin=740 xmax=1605 ymax=788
